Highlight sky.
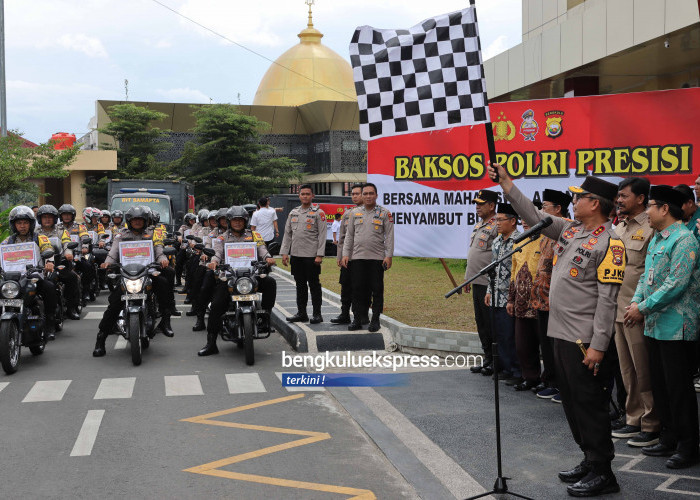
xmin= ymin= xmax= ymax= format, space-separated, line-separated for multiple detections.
xmin=5 ymin=0 xmax=521 ymax=144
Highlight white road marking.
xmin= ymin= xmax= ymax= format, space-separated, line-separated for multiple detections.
xmin=94 ymin=377 xmax=136 ymax=399
xmin=164 ymin=375 xmax=203 ymax=396
xmin=114 ymin=336 xmax=127 ymax=349
xmin=276 ymin=372 xmax=325 ymax=392
xmin=350 ymin=387 xmax=486 ymax=498
xmin=70 ymin=410 xmax=105 ymax=457
xmin=0 ymin=382 xmax=9 ymax=393
xmin=22 ymin=380 xmax=72 ymax=402
xmin=226 ymin=373 xmax=266 ymax=394
xmin=84 ymin=312 xmax=103 ymax=320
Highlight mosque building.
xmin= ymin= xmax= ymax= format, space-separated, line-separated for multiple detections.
xmin=87 ymin=2 xmax=365 ymax=197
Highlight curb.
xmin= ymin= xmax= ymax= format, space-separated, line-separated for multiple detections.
xmin=271 ymin=307 xmax=308 ymax=353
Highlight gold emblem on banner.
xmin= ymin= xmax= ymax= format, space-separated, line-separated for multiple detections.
xmin=545 ymin=110 xmax=564 ymax=139
xmin=493 ymin=112 xmax=516 ymax=141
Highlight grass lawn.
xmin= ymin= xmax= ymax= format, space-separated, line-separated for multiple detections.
xmin=318 ymin=257 xmax=476 ymax=332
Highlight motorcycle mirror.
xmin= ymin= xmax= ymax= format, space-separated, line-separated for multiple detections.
xmin=202 ymin=248 xmax=216 ymax=257
xmin=81 ymin=237 xmax=92 ymax=244
xmin=174 ymin=231 xmax=182 ymax=236
xmin=163 ymin=246 xmax=177 ymax=256
xmin=266 ymin=242 xmax=280 ymax=255
xmin=66 ymin=242 xmax=79 ymax=250
xmin=185 ymin=235 xmax=194 ymax=240
xmin=92 ymin=249 xmax=109 ymax=258
xmin=163 ymin=238 xmax=176 ymax=246
xmin=41 ymin=249 xmax=55 ymax=260
xmin=193 ymin=237 xmax=203 ymax=244
xmin=194 ymin=243 xmax=205 ymax=251
xmin=101 ymin=233 xmax=110 ymax=239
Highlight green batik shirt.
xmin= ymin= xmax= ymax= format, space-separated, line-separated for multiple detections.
xmin=632 ymin=221 xmax=700 ymax=341
xmin=686 ymin=206 xmax=700 ymax=240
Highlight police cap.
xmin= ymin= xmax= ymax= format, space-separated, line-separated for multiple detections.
xmin=474 ymin=189 xmax=499 ymax=204
xmin=569 ymin=177 xmax=618 ymax=202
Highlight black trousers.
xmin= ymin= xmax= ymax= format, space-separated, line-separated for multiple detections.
xmin=195 ymin=269 xmax=217 ymax=314
xmin=472 ymin=284 xmax=493 ymax=363
xmin=536 ymin=310 xmax=557 ymax=387
xmin=58 ymin=267 xmax=80 ymax=309
xmin=175 ymin=247 xmax=189 ymax=280
xmin=187 ymin=264 xmax=206 ymax=303
xmin=98 ymin=273 xmax=171 ymax=333
xmin=338 ymin=266 xmax=352 ymax=316
xmin=37 ymin=279 xmax=57 ymax=320
xmin=77 ymin=258 xmax=95 ymax=294
xmin=350 ymin=259 xmax=384 ymax=320
xmin=290 ymin=256 xmax=322 ymax=314
xmin=515 ymin=316 xmax=540 ymax=382
xmin=646 ymin=337 xmax=699 ymax=456
xmin=184 ymin=251 xmax=200 ymax=293
xmin=206 ymin=277 xmax=277 ymax=337
xmin=607 ymin=330 xmax=627 ymax=411
xmin=552 ymin=338 xmax=615 ymax=465
xmin=159 ymin=266 xmax=176 ymax=312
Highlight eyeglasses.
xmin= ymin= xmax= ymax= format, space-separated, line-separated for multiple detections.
xmin=541 ymin=203 xmax=559 ymax=209
xmin=574 ymin=194 xmax=594 ymax=202
xmin=495 ymin=217 xmax=515 ymax=222
xmin=647 ymin=202 xmax=663 ymax=208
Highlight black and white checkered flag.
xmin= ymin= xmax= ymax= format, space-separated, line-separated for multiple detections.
xmin=349 ymin=6 xmax=489 ymax=141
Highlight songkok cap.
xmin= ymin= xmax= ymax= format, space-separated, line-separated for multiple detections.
xmin=651 ymin=185 xmax=686 ymax=208
xmin=569 ymin=176 xmax=618 ymax=202
xmin=474 ymin=189 xmax=499 ymax=204
xmin=497 ymin=203 xmax=518 ymax=218
xmin=543 ymin=189 xmax=572 ymax=209
xmin=673 ymin=184 xmax=695 ymax=203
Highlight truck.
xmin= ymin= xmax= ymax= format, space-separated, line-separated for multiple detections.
xmin=107 ymin=179 xmax=195 ymax=232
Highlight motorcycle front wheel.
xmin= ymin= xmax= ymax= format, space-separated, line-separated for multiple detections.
xmin=0 ymin=321 xmax=21 ymax=374
xmin=128 ymin=313 xmax=142 ymax=366
xmin=241 ymin=314 xmax=255 ymax=366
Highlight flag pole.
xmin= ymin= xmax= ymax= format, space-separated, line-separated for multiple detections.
xmin=471 ymin=0 xmax=497 ymax=165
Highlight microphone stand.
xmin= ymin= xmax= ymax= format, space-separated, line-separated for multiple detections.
xmin=446 ymin=233 xmax=542 ymax=500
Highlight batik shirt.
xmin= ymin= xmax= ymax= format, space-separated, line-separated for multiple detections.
xmin=632 ymin=221 xmax=700 ymax=341
xmin=486 ymin=231 xmax=520 ymax=308
xmin=508 ymin=234 xmax=540 ymax=318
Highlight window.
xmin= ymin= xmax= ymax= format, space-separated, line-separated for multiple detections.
xmin=342 ymin=140 xmax=359 ymax=151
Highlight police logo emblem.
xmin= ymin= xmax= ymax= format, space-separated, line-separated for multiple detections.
xmin=519 ymin=109 xmax=539 ymax=141
xmin=573 ymin=255 xmax=583 ymax=265
xmin=570 ymin=268 xmax=579 ymax=277
xmin=544 ymin=110 xmax=564 ymax=139
xmin=610 ymin=245 xmax=624 ymax=266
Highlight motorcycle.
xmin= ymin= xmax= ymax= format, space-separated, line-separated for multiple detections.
xmin=0 ymin=249 xmax=56 ymax=374
xmin=95 ymin=245 xmax=176 ymax=366
xmin=43 ymin=241 xmax=80 ymax=333
xmin=202 ymin=247 xmax=273 ymax=366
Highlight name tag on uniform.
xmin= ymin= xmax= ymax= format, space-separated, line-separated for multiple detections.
xmin=646 ymin=268 xmax=654 ymax=286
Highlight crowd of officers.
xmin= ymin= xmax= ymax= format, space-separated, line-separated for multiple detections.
xmin=466 ymin=163 xmax=700 ymax=497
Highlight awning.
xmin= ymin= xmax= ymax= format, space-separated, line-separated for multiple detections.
xmin=301 ymin=173 xmax=366 ymax=183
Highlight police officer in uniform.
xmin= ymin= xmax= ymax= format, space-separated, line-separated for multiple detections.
xmin=2 ymin=206 xmax=59 ymax=338
xmin=36 ymin=205 xmax=81 ymax=320
xmin=331 ymin=184 xmax=365 ymax=325
xmin=92 ymin=206 xmax=174 ymax=357
xmin=57 ymin=204 xmax=95 ymax=306
xmin=109 ymin=210 xmax=126 ymax=235
xmin=492 ymin=162 xmax=625 ymax=497
xmin=175 ymin=213 xmax=197 ymax=287
xmin=198 ymin=206 xmax=277 ymax=356
xmin=465 ymin=189 xmax=499 ymax=375
xmin=281 ymin=184 xmax=327 ymax=324
xmin=341 ymin=183 xmax=394 ymax=332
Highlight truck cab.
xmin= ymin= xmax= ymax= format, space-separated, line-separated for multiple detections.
xmin=109 ymin=188 xmax=174 ymax=231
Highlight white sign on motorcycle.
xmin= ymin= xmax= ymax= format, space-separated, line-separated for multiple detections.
xmin=88 ymin=231 xmax=99 ymax=245
xmin=225 ymin=242 xmax=257 ymax=268
xmin=184 ymin=229 xmax=191 ymax=237
xmin=0 ymin=242 xmax=38 ymax=274
xmin=119 ymin=240 xmax=154 ymax=267
xmin=102 ymin=231 xmax=112 ymax=244
xmin=69 ymin=234 xmax=80 ymax=244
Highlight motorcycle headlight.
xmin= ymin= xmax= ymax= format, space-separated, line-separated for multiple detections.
xmin=236 ymin=277 xmax=254 ymax=295
xmin=1 ymin=281 xmax=20 ymax=299
xmin=125 ymin=277 xmax=145 ymax=294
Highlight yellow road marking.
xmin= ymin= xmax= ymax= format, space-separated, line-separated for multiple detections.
xmin=181 ymin=393 xmax=376 ymax=499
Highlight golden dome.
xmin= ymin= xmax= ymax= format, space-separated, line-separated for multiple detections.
xmin=253 ymin=5 xmax=357 ymax=107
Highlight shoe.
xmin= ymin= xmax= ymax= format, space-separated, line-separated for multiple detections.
xmin=89 ymin=291 xmax=96 ymax=302
xmin=566 ymin=470 xmax=619 ymax=497
xmin=156 ymin=316 xmax=174 ymax=337
xmin=198 ymin=342 xmax=219 ymax=356
xmin=100 ymin=283 xmax=108 ymax=290
xmin=532 ymin=382 xmax=546 ymax=393
xmin=184 ymin=297 xmax=192 ymax=305
xmin=551 ymin=393 xmax=562 ymax=403
xmin=641 ymin=443 xmax=675 ymax=457
xmin=610 ymin=416 xmax=626 ymax=431
xmin=171 ymin=309 xmax=182 ymax=317
xmin=536 ymin=387 xmax=559 ymax=399
xmin=175 ymin=279 xmax=182 ymax=287
xmin=178 ymin=288 xmax=189 ymax=295
xmin=192 ymin=314 xmax=206 ymax=332
xmin=558 ymin=460 xmax=591 ymax=483
xmin=185 ymin=308 xmax=197 ymax=317
xmin=359 ymin=316 xmax=370 ymax=325
xmin=480 ymin=366 xmax=494 ymax=376
xmin=666 ymin=453 xmax=700 ymax=469
xmin=503 ymin=376 xmax=522 ymax=386
xmin=330 ymin=314 xmax=351 ymax=324
xmin=347 ymin=320 xmax=363 ymax=331
xmin=92 ymin=331 xmax=108 ymax=357
xmin=310 ymin=314 xmax=323 ymax=324
xmin=611 ymin=425 xmax=641 ymax=439
xmin=66 ymin=309 xmax=81 ymax=320
xmin=45 ymin=318 xmax=56 ymax=340
xmin=287 ymin=313 xmax=309 ymax=323
xmin=628 ymin=431 xmax=660 ymax=448
xmin=368 ymin=319 xmax=380 ymax=332
xmin=514 ymin=380 xmax=539 ymax=391
xmin=470 ymin=365 xmax=483 ymax=373
xmin=695 ymin=380 xmax=700 ymax=393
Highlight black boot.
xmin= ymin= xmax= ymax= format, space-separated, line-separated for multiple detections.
xmin=184 ymin=297 xmax=192 ymax=305
xmin=171 ymin=307 xmax=182 ymax=317
xmin=368 ymin=315 xmax=381 ymax=333
xmin=558 ymin=460 xmax=591 ymax=483
xmin=287 ymin=311 xmax=309 ymax=322
xmin=348 ymin=319 xmax=363 ymax=331
xmin=45 ymin=316 xmax=56 ymax=341
xmin=175 ymin=277 xmax=182 ymax=287
xmin=198 ymin=334 xmax=219 ymax=356
xmin=566 ymin=463 xmax=619 ymax=496
xmin=310 ymin=311 xmax=323 ymax=324
xmin=67 ymin=308 xmax=81 ymax=320
xmin=192 ymin=313 xmax=206 ymax=331
xmin=157 ymin=315 xmax=174 ymax=337
xmin=186 ymin=306 xmax=197 ymax=317
xmin=92 ymin=331 xmax=108 ymax=357
xmin=330 ymin=313 xmax=351 ymax=324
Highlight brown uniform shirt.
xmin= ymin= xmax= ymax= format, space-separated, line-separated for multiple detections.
xmin=465 ymin=215 xmax=498 ymax=287
xmin=614 ymin=211 xmax=653 ymax=323
xmin=336 ymin=207 xmax=360 ymax=261
xmin=506 ymin=185 xmax=626 ymax=351
xmin=280 ymin=205 xmax=327 ymax=258
xmin=342 ymin=205 xmax=394 ymax=261
xmin=211 ymin=229 xmax=270 ymax=264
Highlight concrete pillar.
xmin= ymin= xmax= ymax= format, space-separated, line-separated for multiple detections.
xmin=330 ymin=182 xmax=343 ymax=196
xmin=70 ymin=170 xmax=86 ymax=216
